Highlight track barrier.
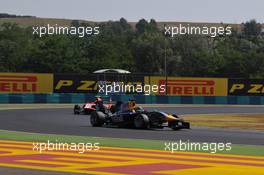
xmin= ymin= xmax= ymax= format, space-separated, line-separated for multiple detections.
xmin=0 ymin=93 xmax=263 ymax=105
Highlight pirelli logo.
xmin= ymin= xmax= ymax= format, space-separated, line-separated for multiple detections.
xmin=0 ymin=73 xmax=53 ymax=93
xmin=159 ymin=79 xmax=215 ymax=95
xmin=0 ymin=75 xmax=37 ymax=92
xmin=145 ymin=76 xmax=227 ymax=96
xmin=228 ymin=79 xmax=264 ymax=96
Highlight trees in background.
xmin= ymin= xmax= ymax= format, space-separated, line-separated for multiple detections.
xmin=0 ymin=18 xmax=263 ymax=78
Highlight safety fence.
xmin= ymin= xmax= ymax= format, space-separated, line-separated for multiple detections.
xmin=1 ymin=72 xmax=264 ymax=96
xmin=0 ymin=93 xmax=264 ymax=105
xmin=1 ymin=72 xmax=264 ymax=104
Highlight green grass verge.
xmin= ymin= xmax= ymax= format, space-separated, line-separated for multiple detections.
xmin=183 ymin=114 xmax=264 ymax=131
xmin=0 ymin=129 xmax=263 ymax=157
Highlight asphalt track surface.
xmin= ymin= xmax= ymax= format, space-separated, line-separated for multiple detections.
xmin=0 ymin=106 xmax=264 ymax=145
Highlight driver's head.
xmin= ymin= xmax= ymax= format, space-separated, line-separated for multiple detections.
xmin=128 ymin=99 xmax=136 ymax=109
xmin=95 ymin=95 xmax=102 ymax=101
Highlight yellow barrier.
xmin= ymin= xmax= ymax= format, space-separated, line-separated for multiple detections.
xmin=0 ymin=72 xmax=53 ymax=93
xmin=145 ymin=76 xmax=228 ymax=96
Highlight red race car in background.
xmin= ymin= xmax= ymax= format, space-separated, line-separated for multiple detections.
xmin=74 ymin=96 xmax=113 ymax=115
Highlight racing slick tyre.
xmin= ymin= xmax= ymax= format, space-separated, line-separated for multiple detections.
xmin=134 ymin=114 xmax=150 ymax=129
xmin=169 ymin=120 xmax=185 ymax=130
xmin=110 ymin=105 xmax=116 ymax=114
xmin=74 ymin=105 xmax=81 ymax=115
xmin=90 ymin=111 xmax=106 ymax=127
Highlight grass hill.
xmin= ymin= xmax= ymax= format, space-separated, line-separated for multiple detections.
xmin=0 ymin=15 xmax=263 ymax=33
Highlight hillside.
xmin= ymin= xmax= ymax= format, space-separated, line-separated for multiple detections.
xmin=0 ymin=17 xmax=91 ymax=27
xmin=0 ymin=16 xmax=252 ymax=32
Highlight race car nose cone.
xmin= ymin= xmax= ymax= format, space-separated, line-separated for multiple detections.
xmin=165 ymin=115 xmax=177 ymax=121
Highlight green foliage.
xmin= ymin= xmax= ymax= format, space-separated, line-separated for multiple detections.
xmin=243 ymin=19 xmax=262 ymax=37
xmin=0 ymin=19 xmax=263 ymax=78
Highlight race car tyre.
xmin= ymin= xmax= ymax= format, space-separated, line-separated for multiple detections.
xmin=134 ymin=114 xmax=150 ymax=129
xmin=74 ymin=105 xmax=81 ymax=115
xmin=110 ymin=105 xmax=116 ymax=114
xmin=169 ymin=120 xmax=183 ymax=130
xmin=90 ymin=111 xmax=106 ymax=127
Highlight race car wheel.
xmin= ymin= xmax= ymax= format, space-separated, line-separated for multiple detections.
xmin=90 ymin=111 xmax=106 ymax=127
xmin=134 ymin=114 xmax=150 ymax=129
xmin=110 ymin=105 xmax=116 ymax=113
xmin=74 ymin=105 xmax=81 ymax=115
xmin=169 ymin=121 xmax=181 ymax=130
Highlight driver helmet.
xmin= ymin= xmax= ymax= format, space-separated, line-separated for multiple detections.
xmin=95 ymin=95 xmax=102 ymax=102
xmin=128 ymin=99 xmax=136 ymax=110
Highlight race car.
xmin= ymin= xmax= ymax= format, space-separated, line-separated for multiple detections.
xmin=89 ymin=100 xmax=190 ymax=130
xmin=73 ymin=96 xmax=113 ymax=115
